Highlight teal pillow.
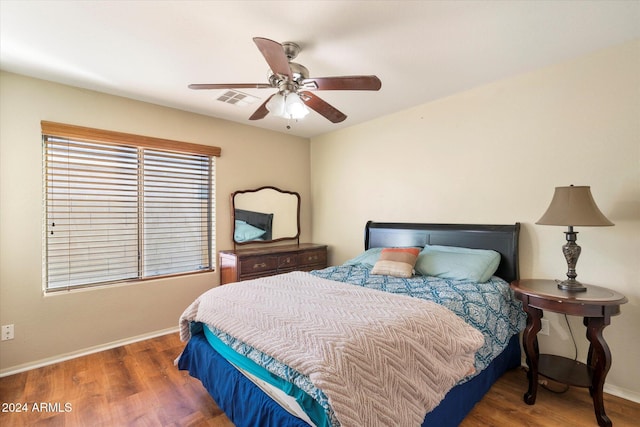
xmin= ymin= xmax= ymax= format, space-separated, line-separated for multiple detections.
xmin=415 ymin=245 xmax=500 ymax=283
xmin=234 ymin=220 xmax=266 ymax=242
xmin=343 ymin=247 xmax=384 ymax=267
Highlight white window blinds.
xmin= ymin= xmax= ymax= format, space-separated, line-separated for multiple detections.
xmin=42 ymin=121 xmax=219 ymax=292
xmin=142 ymin=149 xmax=212 ymax=276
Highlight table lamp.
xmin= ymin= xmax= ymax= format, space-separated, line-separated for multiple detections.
xmin=536 ymin=185 xmax=613 ymax=292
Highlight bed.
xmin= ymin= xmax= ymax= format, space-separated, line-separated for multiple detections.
xmin=178 ymin=221 xmax=526 ymax=426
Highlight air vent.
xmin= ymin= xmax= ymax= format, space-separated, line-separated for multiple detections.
xmin=216 ymin=90 xmax=259 ymax=107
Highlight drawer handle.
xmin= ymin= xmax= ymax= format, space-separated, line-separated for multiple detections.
xmin=253 ymin=262 xmax=267 ymax=269
xmin=308 ymin=256 xmax=317 ymax=261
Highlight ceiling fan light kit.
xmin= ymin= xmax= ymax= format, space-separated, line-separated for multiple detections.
xmin=189 ymin=37 xmax=382 ymax=125
xmin=266 ymin=92 xmax=310 ymax=120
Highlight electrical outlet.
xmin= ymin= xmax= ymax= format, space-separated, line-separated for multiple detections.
xmin=540 ymin=319 xmax=550 ymax=336
xmin=1 ymin=324 xmax=14 ymax=341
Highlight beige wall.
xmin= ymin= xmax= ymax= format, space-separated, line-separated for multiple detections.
xmin=0 ymin=71 xmax=310 ymax=373
xmin=310 ymin=41 xmax=640 ymax=400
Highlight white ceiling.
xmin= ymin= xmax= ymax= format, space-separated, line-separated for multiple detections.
xmin=1 ymin=1 xmax=639 ymax=138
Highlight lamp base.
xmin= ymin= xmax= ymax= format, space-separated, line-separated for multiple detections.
xmin=557 ymin=279 xmax=587 ymax=292
xmin=558 ymin=227 xmax=586 ymax=292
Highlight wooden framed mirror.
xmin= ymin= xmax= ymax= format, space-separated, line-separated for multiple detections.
xmin=231 ymin=186 xmax=300 ymax=246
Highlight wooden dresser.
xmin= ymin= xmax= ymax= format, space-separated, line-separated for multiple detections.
xmin=219 ymin=243 xmax=327 ymax=285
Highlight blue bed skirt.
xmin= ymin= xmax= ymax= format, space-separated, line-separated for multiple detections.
xmin=178 ymin=331 xmax=521 ymax=427
xmin=422 ymin=333 xmax=521 ymax=425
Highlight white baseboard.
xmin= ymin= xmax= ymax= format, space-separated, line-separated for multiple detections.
xmin=604 ymin=384 xmax=640 ymax=404
xmin=0 ymin=326 xmax=179 ymax=378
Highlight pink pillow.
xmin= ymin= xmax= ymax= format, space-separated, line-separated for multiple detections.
xmin=371 ymin=247 xmax=420 ymax=278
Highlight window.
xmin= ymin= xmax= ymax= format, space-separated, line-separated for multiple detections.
xmin=42 ymin=121 xmax=221 ymax=292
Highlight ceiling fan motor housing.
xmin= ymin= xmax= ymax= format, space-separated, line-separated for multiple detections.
xmin=269 ymin=62 xmax=309 ymax=94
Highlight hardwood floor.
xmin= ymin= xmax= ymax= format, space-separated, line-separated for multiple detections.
xmin=1 ymin=332 xmax=638 ymax=426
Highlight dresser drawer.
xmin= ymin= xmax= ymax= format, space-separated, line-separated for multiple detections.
xmin=240 ymin=256 xmax=278 ymax=275
xmin=278 ymin=254 xmax=298 ymax=270
xmin=299 ymin=249 xmax=327 ymax=267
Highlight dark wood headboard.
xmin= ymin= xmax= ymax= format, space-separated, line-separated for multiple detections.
xmin=364 ymin=221 xmax=520 ymax=283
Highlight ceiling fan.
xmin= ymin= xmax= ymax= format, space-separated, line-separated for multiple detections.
xmin=188 ymin=37 xmax=382 ymax=124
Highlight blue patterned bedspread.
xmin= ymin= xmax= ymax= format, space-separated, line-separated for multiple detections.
xmin=311 ymin=265 xmax=526 ymax=373
xmin=202 ymin=266 xmax=526 ymax=427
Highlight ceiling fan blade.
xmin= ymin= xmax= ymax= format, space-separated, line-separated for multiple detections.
xmin=249 ymin=94 xmax=274 ymax=121
xmin=253 ymin=37 xmax=292 ymax=79
xmin=299 ymin=91 xmax=347 ymax=123
xmin=300 ymin=76 xmax=382 ymax=91
xmin=189 ymin=83 xmax=272 ymax=90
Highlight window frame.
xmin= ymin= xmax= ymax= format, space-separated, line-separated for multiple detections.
xmin=42 ymin=121 xmax=221 ymax=293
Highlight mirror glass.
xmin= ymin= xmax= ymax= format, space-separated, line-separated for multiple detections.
xmin=232 ymin=186 xmax=300 ymax=244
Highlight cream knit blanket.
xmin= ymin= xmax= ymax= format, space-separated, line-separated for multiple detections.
xmin=180 ymin=271 xmax=484 ymax=427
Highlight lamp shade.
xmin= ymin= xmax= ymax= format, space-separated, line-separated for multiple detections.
xmin=536 ymin=186 xmax=613 ymax=227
